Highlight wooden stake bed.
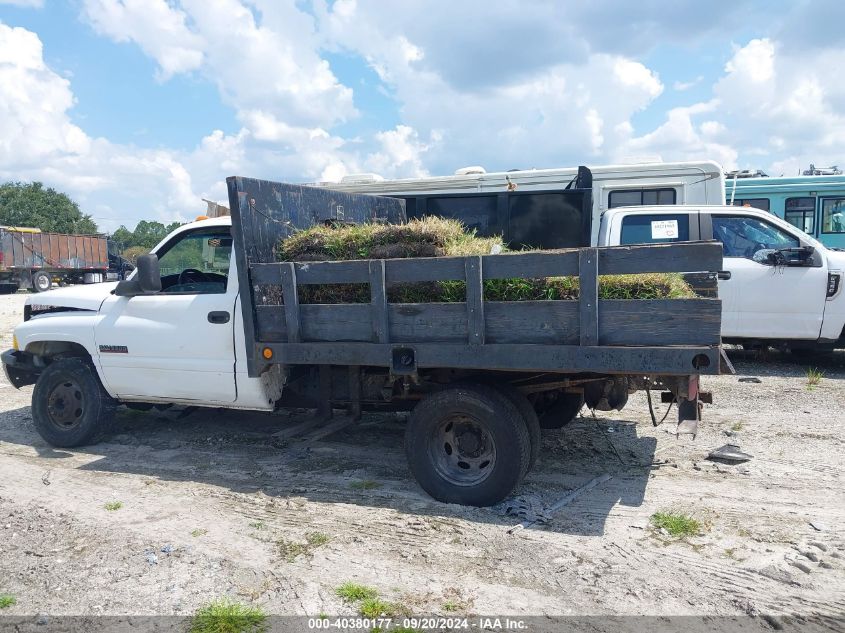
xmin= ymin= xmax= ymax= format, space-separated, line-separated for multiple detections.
xmin=227 ymin=176 xmax=723 ymax=379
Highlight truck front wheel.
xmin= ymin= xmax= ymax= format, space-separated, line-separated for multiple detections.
xmin=32 ymin=358 xmax=116 ymax=447
xmin=405 ymin=384 xmax=530 ymax=507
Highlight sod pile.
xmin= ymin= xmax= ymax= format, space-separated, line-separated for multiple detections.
xmin=275 ymin=217 xmax=694 ymax=304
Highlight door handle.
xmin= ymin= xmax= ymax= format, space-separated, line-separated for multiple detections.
xmin=717 ymin=271 xmax=732 ymax=280
xmin=208 ymin=311 xmax=230 ymax=324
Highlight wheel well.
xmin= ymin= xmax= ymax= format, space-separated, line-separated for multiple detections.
xmin=25 ymin=341 xmax=92 ymax=363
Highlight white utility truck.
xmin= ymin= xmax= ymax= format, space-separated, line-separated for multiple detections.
xmin=3 ymin=174 xmax=726 ymax=507
xmin=599 ymin=205 xmax=845 ymax=353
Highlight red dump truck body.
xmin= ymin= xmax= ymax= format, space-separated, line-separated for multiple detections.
xmin=0 ymin=227 xmax=109 ymax=293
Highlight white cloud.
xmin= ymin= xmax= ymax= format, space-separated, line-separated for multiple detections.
xmin=673 ymin=76 xmax=703 ymax=91
xmin=82 ymin=0 xmax=204 ymax=80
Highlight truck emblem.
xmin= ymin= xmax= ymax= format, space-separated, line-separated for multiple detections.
xmin=99 ymin=345 xmax=128 ymax=354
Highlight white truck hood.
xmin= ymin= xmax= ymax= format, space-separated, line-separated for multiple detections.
xmin=26 ymin=282 xmax=118 ymax=312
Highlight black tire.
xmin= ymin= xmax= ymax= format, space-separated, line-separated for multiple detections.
xmin=405 ymin=383 xmax=530 ymax=507
xmin=538 ymin=392 xmax=584 ymax=429
xmin=495 ymin=384 xmax=541 ymax=477
xmin=31 ymin=358 xmax=116 ymax=447
xmin=32 ymin=271 xmax=52 ymax=293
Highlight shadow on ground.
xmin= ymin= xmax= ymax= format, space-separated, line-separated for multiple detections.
xmin=0 ymin=401 xmax=656 ymax=536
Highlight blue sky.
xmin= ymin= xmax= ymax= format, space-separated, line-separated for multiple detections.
xmin=1 ymin=0 xmax=843 ymax=231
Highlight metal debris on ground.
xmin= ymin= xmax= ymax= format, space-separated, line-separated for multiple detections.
xmin=160 ymin=544 xmax=174 ymax=554
xmin=504 ymin=473 xmax=612 ymax=533
xmin=739 ymin=377 xmax=762 ymax=383
xmin=707 ymin=444 xmax=753 ymax=463
xmin=496 ymin=494 xmax=552 ymax=525
xmin=809 ymin=521 xmax=828 ymax=532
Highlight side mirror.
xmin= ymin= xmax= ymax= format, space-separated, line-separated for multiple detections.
xmin=114 ymin=254 xmax=162 ymax=297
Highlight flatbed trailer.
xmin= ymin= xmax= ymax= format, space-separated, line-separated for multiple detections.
xmin=227 ymin=176 xmax=725 ymax=506
xmin=0 ymin=227 xmax=111 ymax=293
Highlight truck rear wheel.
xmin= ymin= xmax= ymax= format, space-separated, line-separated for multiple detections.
xmin=495 ymin=384 xmax=541 ymax=477
xmin=405 ymin=383 xmax=530 ymax=507
xmin=32 ymin=358 xmax=116 ymax=447
xmin=32 ymin=271 xmax=52 ymax=292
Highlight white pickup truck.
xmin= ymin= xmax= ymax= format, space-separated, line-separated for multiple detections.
xmin=600 ymin=205 xmax=845 ymax=354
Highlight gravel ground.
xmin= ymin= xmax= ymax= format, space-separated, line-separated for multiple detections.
xmin=0 ymin=291 xmax=843 ymax=626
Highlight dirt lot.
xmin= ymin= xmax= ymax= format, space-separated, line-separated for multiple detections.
xmin=0 ymin=291 xmax=844 ymax=624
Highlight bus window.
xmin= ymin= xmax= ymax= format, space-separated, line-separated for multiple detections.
xmin=785 ymin=197 xmax=816 ymax=234
xmin=620 ymin=214 xmax=690 ymax=245
xmin=732 ymin=198 xmax=770 ymax=212
xmin=608 ymin=188 xmax=677 ymax=208
xmin=822 ymin=198 xmax=845 ymax=233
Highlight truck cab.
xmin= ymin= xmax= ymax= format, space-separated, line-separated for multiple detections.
xmin=599 ymin=205 xmax=845 ymax=350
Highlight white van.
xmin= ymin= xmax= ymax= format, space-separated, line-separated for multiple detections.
xmin=599 ymin=205 xmax=845 ymax=352
xmin=322 ymin=161 xmax=725 ymax=248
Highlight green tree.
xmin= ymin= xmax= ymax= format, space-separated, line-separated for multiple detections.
xmin=0 ymin=181 xmax=98 ymax=234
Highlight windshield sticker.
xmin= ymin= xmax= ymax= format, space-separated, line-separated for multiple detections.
xmin=651 ymin=219 xmax=679 ymax=240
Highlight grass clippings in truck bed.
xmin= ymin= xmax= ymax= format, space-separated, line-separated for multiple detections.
xmin=275 ymin=217 xmax=693 ymax=304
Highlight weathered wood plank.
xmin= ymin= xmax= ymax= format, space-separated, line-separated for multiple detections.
xmin=482 ymin=251 xmax=579 ymax=279
xmin=266 ymin=342 xmax=722 ymax=376
xmin=369 ymin=259 xmax=388 ymax=343
xmin=600 ymin=299 xmax=721 ymax=346
xmin=293 ymin=260 xmax=370 ymax=285
xmin=251 ymin=263 xmax=284 ymax=285
xmin=599 ymin=241 xmax=722 ymax=274
xmin=385 ymin=257 xmax=465 ymax=283
xmin=280 ymin=262 xmax=301 ymax=343
xmin=465 ymin=256 xmax=484 ymax=345
xmin=579 ymin=248 xmax=599 ymax=346
xmin=255 ymin=299 xmax=721 ymax=346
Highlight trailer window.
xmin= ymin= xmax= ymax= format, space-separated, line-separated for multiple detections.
xmin=620 ymin=214 xmax=689 ymax=245
xmin=608 ymin=188 xmax=677 ymax=208
xmin=508 ymin=193 xmax=586 ymax=249
xmin=821 ymin=198 xmax=845 ymax=233
xmin=426 ymin=195 xmax=499 ymax=236
xmin=732 ymin=198 xmax=771 ymax=212
xmin=785 ymin=197 xmax=816 ymax=234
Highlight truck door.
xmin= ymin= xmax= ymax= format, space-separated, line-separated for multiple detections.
xmin=94 ymin=227 xmax=238 ymax=403
xmin=704 ymin=213 xmax=828 ymax=340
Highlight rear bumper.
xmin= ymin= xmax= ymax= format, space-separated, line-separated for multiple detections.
xmin=1 ymin=349 xmax=39 ymax=388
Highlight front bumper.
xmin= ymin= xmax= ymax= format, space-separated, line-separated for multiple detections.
xmin=1 ymin=349 xmax=39 ymax=389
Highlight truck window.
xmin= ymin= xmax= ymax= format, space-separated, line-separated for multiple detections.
xmin=821 ymin=198 xmax=845 ymax=234
xmin=620 ymin=214 xmax=690 ymax=245
xmin=785 ymin=197 xmax=816 ymax=234
xmin=608 ymin=188 xmax=676 ymax=208
xmin=156 ymin=229 xmax=232 ymax=294
xmin=732 ymin=198 xmax=771 ymax=212
xmin=712 ymin=216 xmax=799 ymax=260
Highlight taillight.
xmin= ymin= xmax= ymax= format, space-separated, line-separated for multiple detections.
xmin=827 ymin=272 xmax=842 ymax=299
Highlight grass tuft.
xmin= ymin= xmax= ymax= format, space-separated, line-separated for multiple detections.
xmin=0 ymin=594 xmax=16 ymax=609
xmin=275 ymin=218 xmax=695 ymax=305
xmin=359 ymin=597 xmax=397 ymax=618
xmin=650 ymin=511 xmax=702 ymax=537
xmin=806 ymin=367 xmax=824 ymax=390
xmin=190 ymin=598 xmax=266 ymax=633
xmin=335 ymin=582 xmax=378 ymax=602
xmin=104 ymin=501 xmax=123 ymax=511
xmin=306 ymin=532 xmax=330 ymax=547
xmin=191 ymin=528 xmax=208 ymax=538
